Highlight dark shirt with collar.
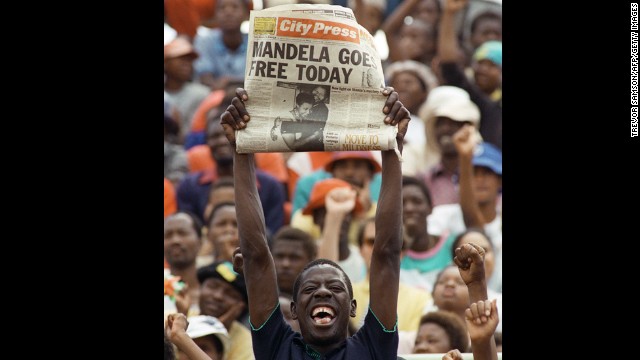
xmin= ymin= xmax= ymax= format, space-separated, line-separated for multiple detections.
xmin=251 ymin=304 xmax=398 ymax=360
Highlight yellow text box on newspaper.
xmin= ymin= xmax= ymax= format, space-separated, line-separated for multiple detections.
xmin=254 ymin=17 xmax=276 ymax=35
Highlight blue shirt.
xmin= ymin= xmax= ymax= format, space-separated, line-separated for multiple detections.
xmin=251 ymin=304 xmax=398 ymax=360
xmin=193 ymin=28 xmax=248 ymax=79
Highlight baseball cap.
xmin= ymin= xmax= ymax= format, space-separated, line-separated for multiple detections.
xmin=197 ymin=261 xmax=248 ymax=303
xmin=473 ymin=40 xmax=502 ymax=67
xmin=164 ymin=36 xmax=198 ymax=61
xmin=302 ymin=178 xmax=364 ymax=216
xmin=324 ymin=151 xmax=382 ymax=173
xmin=472 ymin=142 xmax=502 ymax=175
xmin=185 ymin=315 xmax=230 ymax=356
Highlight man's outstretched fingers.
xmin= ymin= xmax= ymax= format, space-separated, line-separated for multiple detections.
xmin=382 ymin=89 xmax=398 ymax=115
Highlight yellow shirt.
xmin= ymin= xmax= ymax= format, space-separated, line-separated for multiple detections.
xmin=290 ymin=204 xmax=378 ymax=246
xmin=351 ymin=280 xmax=432 ymax=332
xmin=227 ymin=321 xmax=254 ymax=360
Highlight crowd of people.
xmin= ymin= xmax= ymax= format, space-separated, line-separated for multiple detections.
xmin=164 ymin=0 xmax=502 ymax=358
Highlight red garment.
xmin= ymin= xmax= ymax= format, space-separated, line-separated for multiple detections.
xmin=165 ymin=0 xmax=255 ymax=39
xmin=165 ymin=0 xmax=216 ymax=39
xmin=164 ymin=178 xmax=178 ymax=219
xmin=187 ymin=145 xmax=288 ymax=184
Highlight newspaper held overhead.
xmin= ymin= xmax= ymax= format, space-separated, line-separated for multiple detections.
xmin=237 ymin=4 xmax=400 ymax=157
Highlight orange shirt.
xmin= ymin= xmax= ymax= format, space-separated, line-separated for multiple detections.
xmin=187 ymin=145 xmax=288 ymax=183
xmin=164 ymin=178 xmax=177 ymax=219
xmin=165 ymin=0 xmax=216 ymax=39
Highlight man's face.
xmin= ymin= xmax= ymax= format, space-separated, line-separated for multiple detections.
xmin=472 ymin=166 xmax=501 ymax=205
xmin=199 ymin=277 xmax=245 ymax=319
xmin=164 ymin=214 xmax=201 ymax=269
xmin=398 ymin=21 xmax=435 ymax=61
xmin=273 ymin=239 xmax=312 ymax=295
xmin=312 ymin=87 xmax=327 ymax=104
xmin=215 ymin=0 xmax=248 ymax=31
xmin=416 ymin=0 xmax=440 ymax=26
xmin=331 ymin=159 xmax=373 ymax=188
xmin=391 ymin=71 xmax=427 ymax=113
xmin=208 ymin=205 xmax=238 ymax=262
xmin=472 ymin=59 xmax=501 ymax=94
xmin=402 ymin=184 xmax=431 ymax=236
xmin=164 ymin=55 xmax=196 ymax=82
xmin=434 ymin=117 xmax=468 ymax=155
xmin=207 ymin=121 xmax=234 ymax=165
xmin=471 ymin=19 xmax=502 ymax=49
xmin=291 ymin=265 xmax=356 ymax=346
xmin=204 ymin=185 xmax=235 ymax=221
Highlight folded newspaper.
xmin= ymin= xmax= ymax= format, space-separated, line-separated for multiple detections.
xmin=236 ymin=4 xmax=400 ymax=156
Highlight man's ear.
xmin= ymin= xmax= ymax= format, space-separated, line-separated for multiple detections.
xmin=350 ymin=299 xmax=357 ymax=317
xmin=290 ymin=301 xmax=298 ymax=320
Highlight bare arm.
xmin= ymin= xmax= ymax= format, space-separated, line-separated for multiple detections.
xmin=453 ymin=243 xmax=497 ymax=360
xmin=438 ymin=0 xmax=467 ymax=63
xmin=453 ymin=124 xmax=485 ymax=228
xmin=166 ymin=313 xmax=213 ymax=360
xmin=316 ymin=187 xmax=357 ymax=262
xmin=220 ymin=89 xmax=280 ymax=328
xmin=281 ymin=132 xmax=297 ymax=151
xmin=369 ymin=88 xmax=410 ymax=329
xmin=381 ymin=0 xmax=421 ymax=62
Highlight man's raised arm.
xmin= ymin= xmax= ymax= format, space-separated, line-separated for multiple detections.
xmin=369 ymin=88 xmax=411 ymax=330
xmin=220 ymin=88 xmax=280 ymax=328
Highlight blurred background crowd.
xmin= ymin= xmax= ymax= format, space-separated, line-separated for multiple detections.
xmin=164 ymin=0 xmax=502 ymax=358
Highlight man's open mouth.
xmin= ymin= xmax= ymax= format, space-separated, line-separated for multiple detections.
xmin=311 ymin=306 xmax=336 ymax=325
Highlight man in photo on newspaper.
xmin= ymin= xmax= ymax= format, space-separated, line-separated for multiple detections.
xmin=272 ymin=91 xmax=326 ymax=152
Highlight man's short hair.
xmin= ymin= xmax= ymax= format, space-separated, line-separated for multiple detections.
xmin=166 ymin=211 xmax=203 ymax=238
xmin=292 ymin=259 xmax=353 ymax=302
xmin=402 ymin=176 xmax=433 ymax=209
xmin=206 ymin=201 xmax=236 ymax=227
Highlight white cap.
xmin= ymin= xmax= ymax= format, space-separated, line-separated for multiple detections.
xmin=186 ymin=315 xmax=230 ymax=356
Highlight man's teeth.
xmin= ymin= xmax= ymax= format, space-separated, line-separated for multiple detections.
xmin=312 ymin=307 xmax=335 ymax=317
xmin=314 ymin=317 xmax=331 ymax=324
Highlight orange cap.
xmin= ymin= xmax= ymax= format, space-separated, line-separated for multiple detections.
xmin=302 ymin=178 xmax=364 ymax=216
